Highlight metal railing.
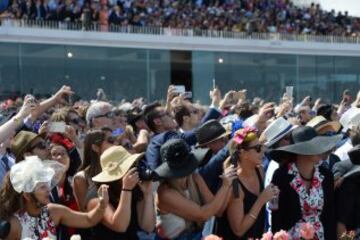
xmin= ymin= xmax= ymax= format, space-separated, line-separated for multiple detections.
xmin=1 ymin=19 xmax=360 ymax=44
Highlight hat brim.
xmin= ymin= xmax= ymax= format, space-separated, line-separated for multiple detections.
xmin=155 ymin=149 xmax=207 ymax=179
xmin=15 ymin=135 xmax=43 ymax=162
xmin=269 ymin=134 xmax=342 ymax=163
xmin=92 ymin=153 xmax=144 ymax=183
xmin=343 ymin=165 xmax=360 ymax=179
xmin=196 ymin=132 xmax=230 ymax=148
xmin=264 ymin=125 xmax=298 ymax=148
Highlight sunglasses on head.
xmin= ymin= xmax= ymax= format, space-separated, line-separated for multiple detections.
xmin=94 ymin=111 xmax=115 ymax=119
xmin=244 ymin=144 xmax=263 ymax=153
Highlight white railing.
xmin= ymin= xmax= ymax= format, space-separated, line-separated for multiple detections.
xmin=1 ymin=19 xmax=360 ymax=44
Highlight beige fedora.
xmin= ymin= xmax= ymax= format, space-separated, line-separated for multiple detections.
xmin=92 ymin=146 xmax=144 ymax=183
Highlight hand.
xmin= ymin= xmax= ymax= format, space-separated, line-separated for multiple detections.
xmin=122 ymin=168 xmax=139 ymax=190
xmin=38 ymin=121 xmax=50 ymax=136
xmin=220 ymin=90 xmax=236 ymax=109
xmin=301 ymin=96 xmax=311 ymax=106
xmin=260 ymin=183 xmax=279 ymax=204
xmin=313 ymin=98 xmax=322 ymax=110
xmin=53 ymin=85 xmax=74 ymax=104
xmin=334 ymin=177 xmax=344 ymax=188
xmin=138 ymin=181 xmax=153 ymax=195
xmin=221 ymin=164 xmax=238 ymax=188
xmin=276 ymin=101 xmax=291 ymax=118
xmin=97 ymin=184 xmax=109 ymax=208
xmin=17 ymin=95 xmax=38 ymax=119
xmin=166 ymin=85 xmax=178 ymax=104
xmin=258 ymin=103 xmax=275 ymax=123
xmin=210 ymin=88 xmax=222 ymax=107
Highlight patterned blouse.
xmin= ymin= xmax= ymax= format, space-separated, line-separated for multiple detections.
xmin=287 ymin=162 xmax=325 ymax=240
xmin=14 ymin=206 xmax=57 ymax=240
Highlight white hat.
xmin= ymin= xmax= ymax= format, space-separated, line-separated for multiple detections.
xmin=340 ymin=107 xmax=360 ymax=133
xmin=262 ymin=117 xmax=298 ymax=147
xmin=10 ymin=156 xmax=65 ymax=193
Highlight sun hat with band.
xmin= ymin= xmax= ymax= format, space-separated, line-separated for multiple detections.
xmin=196 ymin=120 xmax=230 ymax=147
xmin=306 ymin=116 xmax=341 ymax=135
xmin=92 ymin=146 xmax=144 ymax=183
xmin=155 ymin=139 xmax=211 ymax=179
xmin=261 ymin=117 xmax=298 ymax=148
xmin=269 ymin=126 xmax=342 ymax=163
xmin=10 ymin=156 xmax=65 ymax=193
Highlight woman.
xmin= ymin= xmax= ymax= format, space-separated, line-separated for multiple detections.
xmin=155 ymin=139 xmax=237 ymax=240
xmin=216 ymin=127 xmax=279 ymax=239
xmin=270 ymin=126 xmax=340 ymax=239
xmin=85 ymin=145 xmax=155 ymax=240
xmin=50 ymin=143 xmax=79 ymax=238
xmin=0 ymin=156 xmax=108 ymax=240
xmin=73 ymin=129 xmax=114 ymax=211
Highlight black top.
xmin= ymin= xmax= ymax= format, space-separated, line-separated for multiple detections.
xmin=85 ymin=187 xmax=141 ymax=240
xmin=336 ymin=175 xmax=360 ymax=230
xmin=216 ymin=168 xmax=266 ymax=239
xmin=271 ymin=165 xmax=336 ymax=240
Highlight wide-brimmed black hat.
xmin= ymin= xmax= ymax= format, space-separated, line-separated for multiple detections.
xmin=155 ymin=139 xmax=211 ymax=179
xmin=269 ymin=126 xmax=342 ymax=163
xmin=196 ymin=120 xmax=230 ymax=147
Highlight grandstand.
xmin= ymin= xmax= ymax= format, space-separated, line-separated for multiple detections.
xmin=0 ymin=0 xmax=360 ymax=103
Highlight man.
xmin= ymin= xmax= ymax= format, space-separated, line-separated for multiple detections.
xmin=262 ymin=117 xmax=297 ymax=230
xmin=11 ymin=130 xmax=50 ymax=163
xmin=196 ymin=119 xmax=229 ymax=155
xmin=174 ymin=103 xmax=201 ymax=132
xmin=144 ymin=101 xmax=221 ymax=170
xmin=85 ymin=101 xmax=115 ymax=130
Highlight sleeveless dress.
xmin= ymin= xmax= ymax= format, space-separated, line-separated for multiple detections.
xmin=216 ymin=168 xmax=266 ymax=239
xmin=14 ymin=206 xmax=57 ymax=240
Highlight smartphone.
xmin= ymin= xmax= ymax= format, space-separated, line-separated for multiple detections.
xmin=285 ymin=86 xmax=294 ymax=99
xmin=173 ymin=85 xmax=185 ymax=94
xmin=49 ymin=122 xmax=66 ymax=133
xmin=182 ymin=91 xmax=192 ymax=99
xmin=213 ymin=78 xmax=216 ymax=89
xmin=230 ymin=152 xmax=239 ymax=198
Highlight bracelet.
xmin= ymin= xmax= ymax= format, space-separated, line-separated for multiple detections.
xmin=122 ymin=188 xmax=132 ymax=192
xmin=249 ymin=213 xmax=257 ymax=220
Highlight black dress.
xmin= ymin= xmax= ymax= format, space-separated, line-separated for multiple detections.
xmin=85 ymin=187 xmax=141 ymax=240
xmin=216 ymin=168 xmax=266 ymax=239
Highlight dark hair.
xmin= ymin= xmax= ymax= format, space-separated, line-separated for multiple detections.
xmin=143 ymin=101 xmax=162 ymax=132
xmin=174 ymin=105 xmax=190 ymax=127
xmin=317 ymin=104 xmax=333 ymax=121
xmin=79 ymin=130 xmax=106 ymax=180
xmin=0 ymin=173 xmax=23 ymax=220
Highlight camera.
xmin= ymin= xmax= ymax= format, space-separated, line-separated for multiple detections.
xmin=136 ymin=160 xmax=161 ymax=182
xmin=0 ymin=219 xmax=10 ymax=239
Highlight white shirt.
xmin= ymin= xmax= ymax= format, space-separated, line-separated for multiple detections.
xmin=334 ymin=139 xmax=353 ymax=161
xmin=264 ymin=160 xmax=279 ymax=231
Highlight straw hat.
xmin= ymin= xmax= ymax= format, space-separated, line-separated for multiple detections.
xmin=92 ymin=146 xmax=144 ymax=183
xmin=306 ymin=116 xmax=341 ymax=135
xmin=261 ymin=117 xmax=297 ymax=148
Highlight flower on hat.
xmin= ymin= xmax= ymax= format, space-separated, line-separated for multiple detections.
xmin=233 ymin=126 xmax=257 ymax=145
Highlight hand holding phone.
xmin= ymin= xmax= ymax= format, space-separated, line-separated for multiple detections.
xmin=49 ymin=122 xmax=66 ymax=133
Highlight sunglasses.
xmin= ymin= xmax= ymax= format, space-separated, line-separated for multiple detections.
xmin=94 ymin=111 xmax=115 ymax=119
xmin=29 ymin=141 xmax=48 ymax=151
xmin=190 ymin=109 xmax=199 ymax=115
xmin=244 ymin=144 xmax=263 ymax=153
xmin=69 ymin=117 xmax=83 ymax=125
xmin=94 ymin=135 xmax=116 ymax=145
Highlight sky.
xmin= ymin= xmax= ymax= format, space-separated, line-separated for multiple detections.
xmin=318 ymin=0 xmax=360 ymax=17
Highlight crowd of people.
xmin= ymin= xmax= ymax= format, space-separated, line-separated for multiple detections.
xmin=0 ymin=0 xmax=360 ymax=36
xmin=0 ymin=84 xmax=359 ymax=240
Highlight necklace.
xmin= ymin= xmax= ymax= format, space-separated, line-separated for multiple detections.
xmin=299 ymin=172 xmax=313 ymax=181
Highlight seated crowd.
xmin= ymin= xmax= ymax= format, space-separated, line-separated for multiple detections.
xmin=0 ymin=0 xmax=360 ymax=37
xmin=0 ymin=84 xmax=360 ymax=240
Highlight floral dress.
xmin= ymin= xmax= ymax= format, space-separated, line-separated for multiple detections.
xmin=14 ymin=206 xmax=57 ymax=240
xmin=287 ymin=162 xmax=325 ymax=240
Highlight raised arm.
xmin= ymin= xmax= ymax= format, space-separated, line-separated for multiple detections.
xmin=50 ymin=185 xmax=108 ymax=228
